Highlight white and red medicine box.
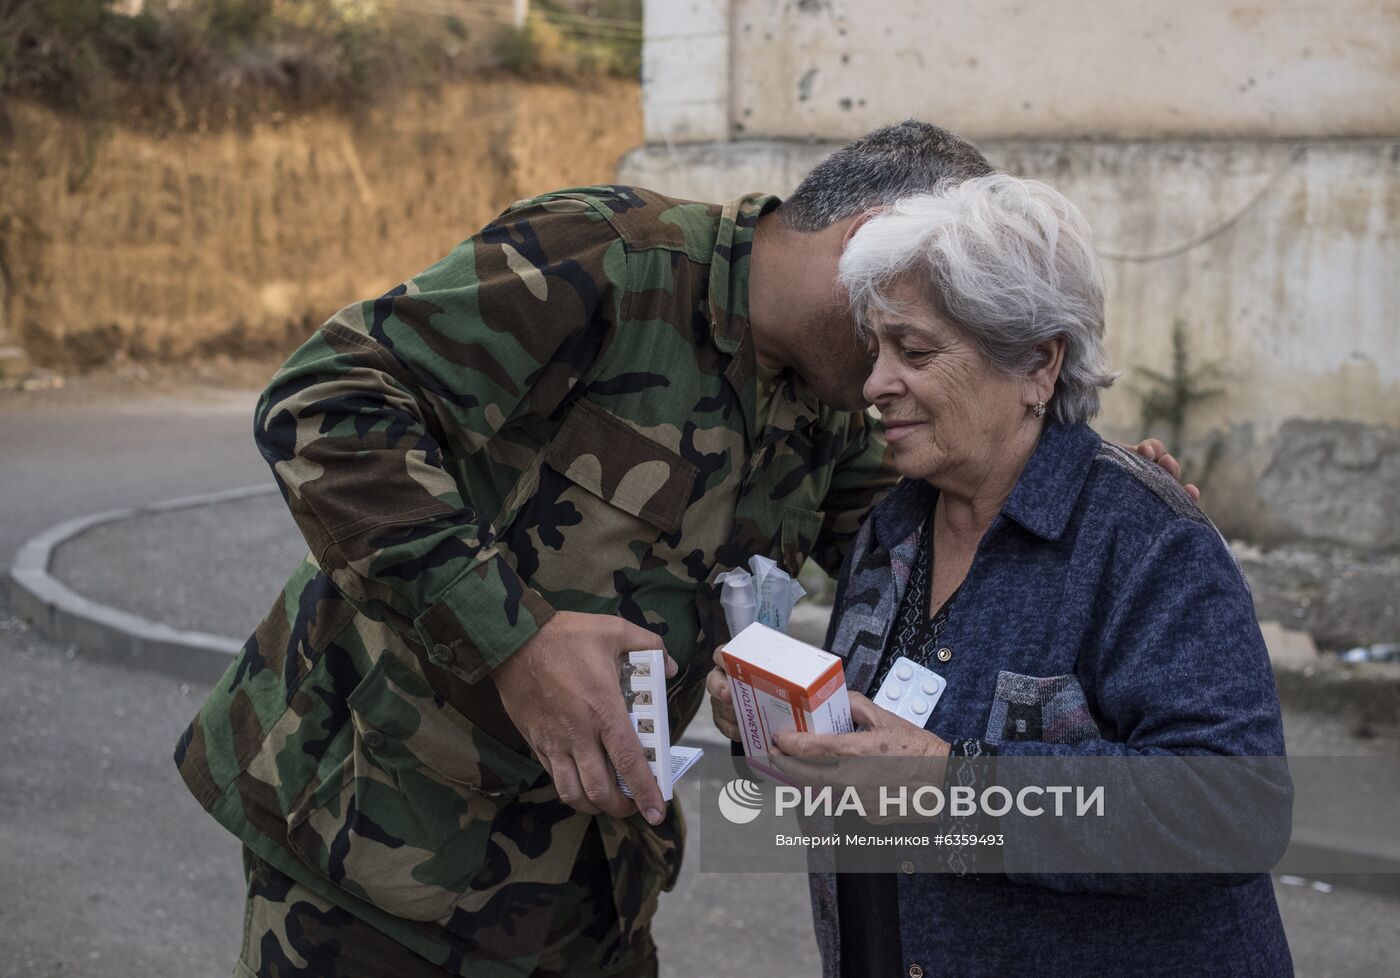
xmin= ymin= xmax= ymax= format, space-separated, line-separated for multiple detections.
xmin=721 ymin=622 xmax=853 ymax=782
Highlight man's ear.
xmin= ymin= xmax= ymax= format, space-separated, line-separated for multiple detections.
xmin=838 ymin=209 xmax=881 ymax=251
xmin=1028 ymin=337 xmax=1067 ymax=404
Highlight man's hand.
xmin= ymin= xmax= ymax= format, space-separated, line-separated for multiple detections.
xmin=1130 ymin=438 xmax=1200 ymax=502
xmin=492 ymin=611 xmax=677 ymax=825
xmin=706 ymin=645 xmax=741 ymax=742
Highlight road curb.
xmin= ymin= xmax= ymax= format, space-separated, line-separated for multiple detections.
xmin=7 ymin=484 xmax=277 ymax=684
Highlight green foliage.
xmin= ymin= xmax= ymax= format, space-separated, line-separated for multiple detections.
xmin=442 ymin=15 xmax=469 ymax=41
xmin=0 ymin=0 xmax=114 ymax=112
xmin=493 ymin=0 xmax=641 ymax=79
xmin=492 ymin=19 xmax=561 ymax=75
xmin=1 ymin=1 xmax=641 ymax=124
xmin=202 ymin=0 xmax=275 ymax=42
xmin=1131 ymin=319 xmax=1227 ymax=487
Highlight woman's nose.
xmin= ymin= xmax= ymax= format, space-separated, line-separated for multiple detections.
xmin=863 ymin=351 xmax=901 ymax=406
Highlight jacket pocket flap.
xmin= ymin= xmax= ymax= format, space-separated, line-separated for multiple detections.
xmin=544 ymin=399 xmax=698 ymax=534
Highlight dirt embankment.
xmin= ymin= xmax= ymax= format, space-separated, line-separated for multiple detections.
xmin=0 ymin=78 xmax=641 ymax=369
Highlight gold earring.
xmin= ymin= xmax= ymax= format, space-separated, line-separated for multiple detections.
xmin=1033 ymin=400 xmax=1046 ymax=418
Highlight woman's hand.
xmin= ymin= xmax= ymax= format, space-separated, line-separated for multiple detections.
xmin=769 ymin=693 xmax=951 ymax=824
xmin=706 ymin=646 xmax=741 ymax=742
xmin=773 ymin=691 xmax=952 ymax=761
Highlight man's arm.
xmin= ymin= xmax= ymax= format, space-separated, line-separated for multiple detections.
xmin=256 ymin=195 xmax=673 ymax=823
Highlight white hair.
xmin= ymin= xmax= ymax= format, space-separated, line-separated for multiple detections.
xmin=837 ymin=174 xmax=1114 ymax=424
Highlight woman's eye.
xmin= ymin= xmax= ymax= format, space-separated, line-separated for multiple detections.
xmin=901 ymin=348 xmax=933 ymax=363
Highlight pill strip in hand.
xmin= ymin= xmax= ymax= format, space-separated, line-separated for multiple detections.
xmin=872 ymin=655 xmax=947 ymax=727
xmin=617 ymin=650 xmax=702 ymax=802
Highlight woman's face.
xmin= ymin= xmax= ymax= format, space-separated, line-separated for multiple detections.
xmin=861 ymin=279 xmax=1035 ymax=488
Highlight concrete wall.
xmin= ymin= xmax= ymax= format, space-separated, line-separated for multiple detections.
xmin=644 ymin=0 xmax=1400 ymax=143
xmin=643 ymin=0 xmax=730 ymax=142
xmin=628 ymin=0 xmax=1400 ymax=550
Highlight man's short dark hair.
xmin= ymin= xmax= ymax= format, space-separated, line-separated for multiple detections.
xmin=779 ymin=120 xmax=994 ymax=231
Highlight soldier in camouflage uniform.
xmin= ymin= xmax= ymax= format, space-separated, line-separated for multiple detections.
xmin=174 ymin=122 xmax=998 ymax=976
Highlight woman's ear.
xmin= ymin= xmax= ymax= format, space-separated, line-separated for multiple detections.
xmin=1028 ymin=336 xmax=1067 ymax=405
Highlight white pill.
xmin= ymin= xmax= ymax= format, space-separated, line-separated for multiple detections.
xmin=883 ymin=684 xmax=903 ymax=700
xmin=912 ymin=698 xmax=930 ymax=715
xmin=920 ymin=678 xmax=941 ymax=695
xmin=896 ymin=663 xmax=914 ymax=681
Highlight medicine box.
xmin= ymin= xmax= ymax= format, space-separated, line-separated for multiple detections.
xmin=720 ymin=622 xmax=853 ymax=782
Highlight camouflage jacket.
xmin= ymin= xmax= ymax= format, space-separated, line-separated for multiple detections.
xmin=175 ymin=186 xmax=894 ymax=974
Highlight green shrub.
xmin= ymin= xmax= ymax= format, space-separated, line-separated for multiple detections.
xmin=0 ymin=0 xmax=463 ymax=125
xmin=493 ymin=0 xmax=641 ymax=79
xmin=0 ymin=0 xmax=114 ymax=111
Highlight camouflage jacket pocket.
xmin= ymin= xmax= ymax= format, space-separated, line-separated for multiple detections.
xmin=984 ymin=671 xmax=1101 ymax=745
xmin=285 ymin=652 xmax=545 ymax=922
xmin=543 ymin=398 xmax=697 ymax=534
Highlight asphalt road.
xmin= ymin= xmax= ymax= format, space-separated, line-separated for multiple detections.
xmin=0 ymin=386 xmax=271 ymax=565
xmin=0 ymin=382 xmax=1396 ymax=977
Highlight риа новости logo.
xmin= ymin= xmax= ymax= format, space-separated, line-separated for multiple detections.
xmin=717 ymin=778 xmax=764 ymax=824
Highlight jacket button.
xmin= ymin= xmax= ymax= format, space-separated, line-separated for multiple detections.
xmin=430 ymin=643 xmax=456 ymax=666
xmin=900 ymin=859 xmax=916 ymax=874
xmin=936 ymin=647 xmax=952 ymax=662
xmin=363 ymin=729 xmax=386 ymax=751
xmin=909 ymin=965 xmax=925 ymax=978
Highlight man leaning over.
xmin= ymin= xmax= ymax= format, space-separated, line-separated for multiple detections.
xmin=174 ymin=121 xmax=1188 ymax=977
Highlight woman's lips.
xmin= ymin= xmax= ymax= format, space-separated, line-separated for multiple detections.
xmin=882 ymin=420 xmax=924 ymax=442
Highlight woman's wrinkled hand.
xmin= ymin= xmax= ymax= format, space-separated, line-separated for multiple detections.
xmin=770 ymin=692 xmax=951 ymax=824
xmin=773 ymin=691 xmax=951 ymax=761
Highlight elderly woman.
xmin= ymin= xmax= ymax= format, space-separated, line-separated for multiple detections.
xmin=709 ymin=174 xmax=1291 ymax=977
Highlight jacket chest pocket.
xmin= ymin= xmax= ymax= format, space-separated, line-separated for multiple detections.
xmin=984 ymin=671 xmax=1102 ymax=745
xmin=507 ymin=399 xmax=699 ymax=599
xmin=544 ymin=400 xmax=697 ymax=534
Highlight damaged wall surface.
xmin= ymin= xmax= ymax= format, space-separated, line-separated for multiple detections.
xmin=627 ymin=0 xmax=1399 ymax=559
xmin=644 ymin=0 xmax=1400 ymax=143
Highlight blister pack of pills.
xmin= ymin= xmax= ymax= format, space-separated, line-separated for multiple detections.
xmin=617 ymin=649 xmax=702 ymax=802
xmin=872 ymin=655 xmax=946 ymax=727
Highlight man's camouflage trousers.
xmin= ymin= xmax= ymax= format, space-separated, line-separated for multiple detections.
xmin=233 ymin=825 xmax=659 ymax=978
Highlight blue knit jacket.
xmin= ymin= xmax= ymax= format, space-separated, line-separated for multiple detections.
xmin=811 ymin=421 xmax=1293 ymax=978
